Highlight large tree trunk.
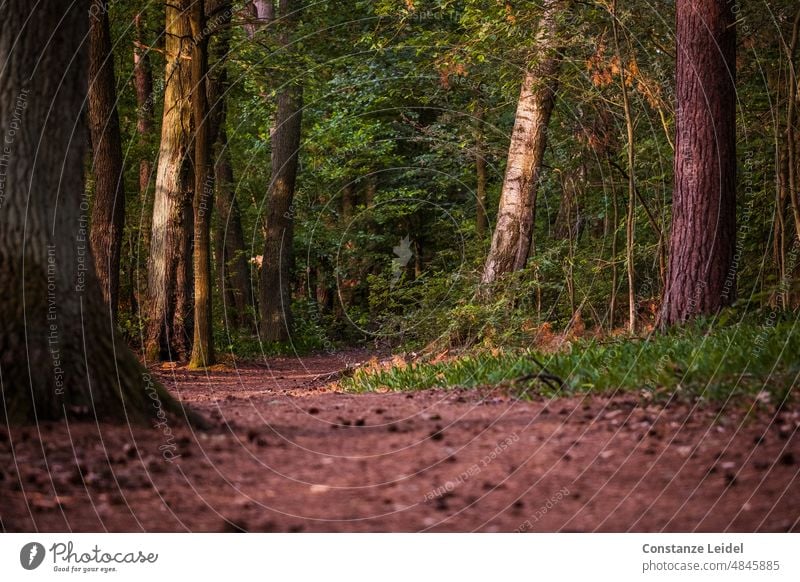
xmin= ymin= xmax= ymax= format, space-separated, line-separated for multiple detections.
xmin=188 ymin=0 xmax=215 ymax=369
xmin=660 ymin=0 xmax=736 ymax=327
xmin=0 ymin=0 xmax=187 ymax=425
xmin=481 ymin=0 xmax=564 ymax=286
xmin=144 ymin=0 xmax=195 ymax=361
xmin=88 ymin=0 xmax=126 ymax=317
xmin=259 ymin=0 xmax=302 ymax=343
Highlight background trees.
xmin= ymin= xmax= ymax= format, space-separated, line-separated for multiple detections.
xmin=37 ymin=0 xmax=799 ymax=364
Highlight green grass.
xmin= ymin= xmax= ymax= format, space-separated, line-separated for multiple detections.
xmin=342 ymin=320 xmax=800 ymax=406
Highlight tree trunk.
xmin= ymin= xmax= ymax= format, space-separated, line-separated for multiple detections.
xmin=259 ymin=0 xmax=302 ymax=343
xmin=474 ymin=104 xmax=488 ymax=237
xmin=0 ymin=0 xmax=188 ymax=425
xmin=88 ymin=0 xmax=126 ymax=317
xmin=215 ymin=129 xmax=253 ymax=329
xmin=660 ymin=0 xmax=736 ymax=327
xmin=608 ymin=169 xmax=619 ymax=329
xmin=611 ymin=0 xmax=637 ymax=334
xmin=783 ymin=9 xmax=800 ymax=246
xmin=203 ymin=0 xmax=251 ymax=331
xmin=260 ymin=86 xmax=303 ymax=342
xmin=481 ymin=0 xmax=564 ymax=286
xmin=144 ymin=0 xmax=195 ymax=361
xmin=189 ymin=0 xmax=215 ymax=369
xmin=134 ymin=13 xmax=154 ymax=198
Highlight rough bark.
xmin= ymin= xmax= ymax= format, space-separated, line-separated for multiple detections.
xmin=189 ymin=0 xmax=215 ymax=369
xmin=144 ymin=0 xmax=195 ymax=361
xmin=481 ymin=0 xmax=564 ymax=286
xmin=0 ymin=0 xmax=189 ymax=425
xmin=88 ymin=0 xmax=126 ymax=317
xmin=660 ymin=0 xmax=736 ymax=327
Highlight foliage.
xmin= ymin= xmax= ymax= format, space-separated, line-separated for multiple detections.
xmin=344 ymin=318 xmax=800 ymax=406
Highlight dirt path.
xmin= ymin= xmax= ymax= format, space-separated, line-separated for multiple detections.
xmin=2 ymin=352 xmax=799 ymax=532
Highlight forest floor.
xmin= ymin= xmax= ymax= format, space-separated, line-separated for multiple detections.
xmin=1 ymin=351 xmax=799 ymax=532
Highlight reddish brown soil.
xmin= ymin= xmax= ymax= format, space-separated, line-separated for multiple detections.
xmin=1 ymin=352 xmax=798 ymax=532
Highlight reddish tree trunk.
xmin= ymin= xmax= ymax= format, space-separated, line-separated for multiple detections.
xmin=660 ymin=0 xmax=736 ymax=326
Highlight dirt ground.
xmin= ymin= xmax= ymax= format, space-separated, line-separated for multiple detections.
xmin=1 ymin=351 xmax=798 ymax=532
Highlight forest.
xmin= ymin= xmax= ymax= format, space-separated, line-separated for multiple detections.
xmin=0 ymin=0 xmax=799 ymax=533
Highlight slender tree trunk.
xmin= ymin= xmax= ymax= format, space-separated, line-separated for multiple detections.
xmin=481 ymin=0 xmax=564 ymax=286
xmin=775 ymin=137 xmax=788 ymax=308
xmin=145 ymin=0 xmax=195 ymax=361
xmin=474 ymin=104 xmax=488 ymax=237
xmin=259 ymin=0 xmax=302 ymax=343
xmin=608 ymin=169 xmax=619 ymax=329
xmin=0 ymin=0 xmax=188 ymax=424
xmin=215 ymin=129 xmax=253 ymax=328
xmin=660 ymin=0 xmax=736 ymax=327
xmin=134 ymin=13 xmax=154 ymax=199
xmin=88 ymin=0 xmax=125 ymax=317
xmin=128 ymin=13 xmax=155 ymax=316
xmin=611 ymin=0 xmax=637 ymax=333
xmin=189 ymin=0 xmax=215 ymax=369
xmin=784 ymin=9 xmax=800 ymax=245
xmin=203 ymin=0 xmax=251 ymax=330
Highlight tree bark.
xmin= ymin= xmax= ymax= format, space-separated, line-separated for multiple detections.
xmin=259 ymin=0 xmax=302 ymax=343
xmin=144 ymin=0 xmax=195 ymax=361
xmin=260 ymin=86 xmax=303 ymax=342
xmin=481 ymin=0 xmax=564 ymax=286
xmin=660 ymin=0 xmax=736 ymax=327
xmin=88 ymin=0 xmax=126 ymax=317
xmin=188 ymin=0 xmax=215 ymax=369
xmin=0 ymin=0 xmax=188 ymax=425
